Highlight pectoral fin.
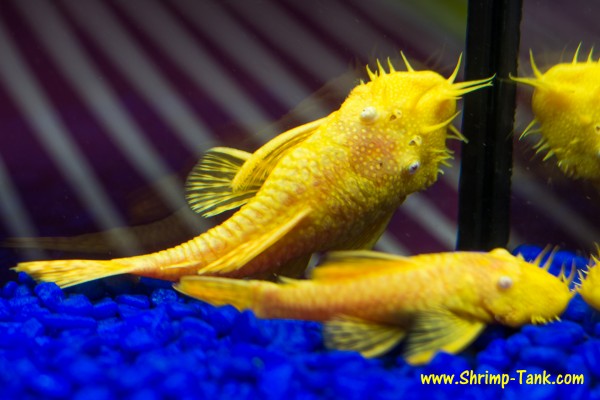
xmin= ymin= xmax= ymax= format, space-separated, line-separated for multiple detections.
xmin=310 ymin=210 xmax=403 ymax=281
xmin=336 ymin=209 xmax=397 ymax=250
xmin=198 ymin=207 xmax=312 ymax=276
xmin=187 ymin=117 xmax=328 ymax=217
xmin=232 ymin=117 xmax=328 ymax=191
xmin=186 ymin=147 xmax=257 ymax=217
xmin=324 ymin=315 xmax=406 ymax=358
xmin=403 ymin=310 xmax=486 ymax=365
xmin=277 ymin=253 xmax=313 ymax=279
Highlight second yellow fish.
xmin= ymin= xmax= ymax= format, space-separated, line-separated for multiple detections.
xmin=15 ymin=54 xmax=491 ymax=287
xmin=175 ymin=248 xmax=574 ymax=364
xmin=513 ymin=46 xmax=600 ymax=181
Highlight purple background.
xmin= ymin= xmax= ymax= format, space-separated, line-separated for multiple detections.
xmin=0 ymin=0 xmax=599 ymax=283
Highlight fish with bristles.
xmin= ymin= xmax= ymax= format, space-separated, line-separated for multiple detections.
xmin=176 ymin=248 xmax=574 ymax=364
xmin=15 ymin=53 xmax=492 ymax=288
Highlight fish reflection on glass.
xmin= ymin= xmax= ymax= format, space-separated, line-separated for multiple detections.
xmin=513 ymin=45 xmax=600 ymax=182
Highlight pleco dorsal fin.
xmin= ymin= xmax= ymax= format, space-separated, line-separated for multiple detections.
xmin=198 ymin=207 xmax=312 ymax=275
xmin=186 ymin=117 xmax=327 ymax=217
xmin=323 ymin=250 xmax=411 ymax=264
xmin=232 ymin=116 xmax=329 ymax=191
xmin=324 ymin=315 xmax=406 ymax=358
xmin=185 ymin=147 xmax=257 ymax=217
xmin=403 ymin=309 xmax=486 ymax=365
xmin=311 ymin=250 xmax=414 ymax=281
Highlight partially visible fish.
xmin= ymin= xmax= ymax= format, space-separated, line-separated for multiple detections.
xmin=14 ymin=54 xmax=491 ymax=288
xmin=575 ymin=250 xmax=600 ymax=310
xmin=175 ymin=248 xmax=574 ymax=364
xmin=512 ymin=45 xmax=600 ymax=182
xmin=4 ymin=207 xmax=206 ymax=257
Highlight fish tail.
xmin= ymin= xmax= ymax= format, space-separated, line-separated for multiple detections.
xmin=175 ymin=276 xmax=271 ymax=312
xmin=12 ymin=258 xmax=139 ymax=288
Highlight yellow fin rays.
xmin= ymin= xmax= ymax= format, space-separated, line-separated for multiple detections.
xmin=324 ymin=316 xmax=406 ymax=358
xmin=185 ymin=147 xmax=257 ymax=217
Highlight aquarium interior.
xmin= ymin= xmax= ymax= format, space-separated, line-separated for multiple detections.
xmin=0 ymin=0 xmax=599 ymax=398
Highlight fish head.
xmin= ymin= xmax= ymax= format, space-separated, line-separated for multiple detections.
xmin=512 ymin=49 xmax=600 ymax=180
xmin=533 ymin=63 xmax=600 ymax=179
xmin=339 ymin=54 xmax=492 ymax=194
xmin=481 ymin=248 xmax=574 ymax=327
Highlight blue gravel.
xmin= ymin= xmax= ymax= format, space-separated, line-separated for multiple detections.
xmin=0 ymin=246 xmax=597 ymax=399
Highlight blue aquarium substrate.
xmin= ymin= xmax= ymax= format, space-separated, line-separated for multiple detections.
xmin=1 ymin=245 xmax=599 ymax=399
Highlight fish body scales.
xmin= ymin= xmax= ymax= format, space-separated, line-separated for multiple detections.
xmin=255 ymin=257 xmax=476 ymax=322
xmin=253 ymin=249 xmax=573 ymax=327
xmin=129 ymin=202 xmax=273 ymax=278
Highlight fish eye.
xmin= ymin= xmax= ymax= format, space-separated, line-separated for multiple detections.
xmin=360 ymin=106 xmax=378 ymax=123
xmin=407 ymin=161 xmax=420 ymax=174
xmin=594 ymin=124 xmax=600 ymax=134
xmin=497 ymin=276 xmax=513 ymax=290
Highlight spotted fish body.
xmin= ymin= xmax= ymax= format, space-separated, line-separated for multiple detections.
xmin=513 ymin=47 xmax=600 ymax=181
xmin=15 ymin=55 xmax=491 ymax=287
xmin=175 ymin=248 xmax=574 ymax=364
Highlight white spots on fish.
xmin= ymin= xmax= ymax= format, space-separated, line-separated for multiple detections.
xmin=299 ymin=167 xmax=311 ymax=181
xmin=370 ymin=160 xmax=384 ymax=171
xmin=308 ymin=159 xmax=320 ymax=173
xmin=360 ymin=106 xmax=378 ymax=123
xmin=291 ymin=157 xmax=312 ymax=182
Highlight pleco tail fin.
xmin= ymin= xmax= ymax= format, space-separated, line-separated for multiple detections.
xmin=13 ymin=259 xmax=139 ymax=288
xmin=175 ymin=276 xmax=268 ymax=312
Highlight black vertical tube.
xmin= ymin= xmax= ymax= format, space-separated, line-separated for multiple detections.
xmin=456 ymin=0 xmax=522 ymax=251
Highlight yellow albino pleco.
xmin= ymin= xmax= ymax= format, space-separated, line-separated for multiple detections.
xmin=512 ymin=46 xmax=600 ymax=181
xmin=175 ymin=248 xmax=574 ymax=364
xmin=15 ymin=54 xmax=491 ymax=288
